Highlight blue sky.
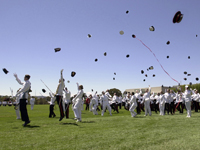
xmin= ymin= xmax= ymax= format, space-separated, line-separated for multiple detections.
xmin=1 ymin=0 xmax=200 ymax=96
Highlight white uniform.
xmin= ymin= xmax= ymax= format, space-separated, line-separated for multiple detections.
xmin=15 ymin=93 xmax=23 ymax=119
xmin=158 ymin=94 xmax=166 ymax=116
xmin=72 ymin=84 xmax=84 ymax=122
xmin=129 ymin=95 xmax=137 ymax=117
xmin=63 ymin=89 xmax=71 ymax=111
xmin=100 ymin=94 xmax=112 ymax=116
xmin=143 ymin=87 xmax=151 ymax=116
xmin=91 ymin=97 xmax=98 ymax=115
xmin=183 ymin=89 xmax=192 ymax=118
xmin=30 ymin=98 xmax=35 ymax=110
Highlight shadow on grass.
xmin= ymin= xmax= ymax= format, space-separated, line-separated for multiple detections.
xmin=61 ymin=122 xmax=79 ymax=126
xmin=81 ymin=121 xmax=95 ymax=123
xmin=24 ymin=125 xmax=40 ymax=128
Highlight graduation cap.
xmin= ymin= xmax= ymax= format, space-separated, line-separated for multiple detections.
xmin=143 ymin=79 xmax=145 ymax=82
xmin=42 ymin=89 xmax=46 ymax=93
xmin=173 ymin=11 xmax=183 ymax=23
xmin=141 ymin=70 xmax=144 ymax=74
xmin=188 ymin=56 xmax=190 ymax=59
xmin=167 ymin=56 xmax=169 ymax=59
xmin=145 ymin=74 xmax=147 ymax=77
xmin=126 ymin=54 xmax=130 ymax=58
xmin=149 ymin=66 xmax=154 ymax=70
xmin=91 ymin=89 xmax=93 ymax=92
xmin=166 ymin=41 xmax=170 ymax=45
xmin=149 ymin=26 xmax=155 ymax=31
xmin=147 ymin=69 xmax=149 ymax=71
xmin=71 ymin=71 xmax=76 ymax=77
xmin=184 ymin=78 xmax=187 ymax=81
xmin=104 ymin=52 xmax=107 ymax=56
xmin=54 ymin=48 xmax=61 ymax=52
xmin=187 ymin=74 xmax=191 ymax=76
xmin=184 ymin=71 xmax=187 ymax=75
xmin=88 ymin=34 xmax=92 ymax=38
xmin=189 ymin=82 xmax=192 ymax=85
xmin=126 ymin=10 xmax=129 ymax=14
xmin=196 ymin=35 xmax=198 ymax=37
xmin=114 ymin=72 xmax=116 ymax=75
xmin=132 ymin=34 xmax=136 ymax=38
xmin=113 ymin=78 xmax=115 ymax=80
xmin=2 ymin=68 xmax=9 ymax=74
xmin=95 ymin=58 xmax=98 ymax=62
xmin=119 ymin=30 xmax=124 ymax=35
xmin=67 ymin=80 xmax=70 ymax=83
xmin=153 ymin=74 xmax=155 ymax=77
xmin=196 ymin=77 xmax=199 ymax=81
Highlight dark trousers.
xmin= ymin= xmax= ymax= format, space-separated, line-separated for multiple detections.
xmin=19 ymin=99 xmax=29 ymax=122
xmin=193 ymin=101 xmax=199 ymax=112
xmin=154 ymin=103 xmax=159 ymax=113
xmin=111 ymin=103 xmax=119 ymax=113
xmin=165 ymin=103 xmax=172 ymax=114
xmin=49 ymin=105 xmax=56 ymax=117
xmin=136 ymin=102 xmax=141 ymax=114
xmin=65 ymin=103 xmax=69 ymax=118
xmin=85 ymin=103 xmax=89 ymax=110
xmin=118 ymin=103 xmax=121 ymax=109
xmin=177 ymin=102 xmax=184 ymax=113
xmin=140 ymin=103 xmax=145 ymax=112
xmin=171 ymin=102 xmax=175 ymax=114
xmin=56 ymin=96 xmax=64 ymax=118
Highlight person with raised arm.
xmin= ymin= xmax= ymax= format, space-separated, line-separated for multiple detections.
xmin=100 ymin=91 xmax=112 ymax=116
xmin=55 ymin=69 xmax=65 ymax=121
xmin=72 ymin=83 xmax=84 ymax=122
xmin=63 ymin=87 xmax=71 ymax=118
xmin=13 ymin=73 xmax=31 ymax=126
xmin=129 ymin=92 xmax=137 ymax=117
xmin=143 ymin=85 xmax=151 ymax=116
xmin=49 ymin=92 xmax=56 ymax=118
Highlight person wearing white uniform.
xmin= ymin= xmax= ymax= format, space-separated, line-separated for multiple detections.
xmin=183 ymin=85 xmax=192 ymax=118
xmin=158 ymin=92 xmax=166 ymax=116
xmin=100 ymin=91 xmax=112 ymax=116
xmin=49 ymin=92 xmax=56 ymax=118
xmin=15 ymin=89 xmax=23 ymax=119
xmin=135 ymin=89 xmax=142 ymax=114
xmin=63 ymin=88 xmax=71 ymax=118
xmin=129 ymin=92 xmax=137 ymax=117
xmin=13 ymin=73 xmax=31 ymax=126
xmin=111 ymin=93 xmax=119 ymax=113
xmin=164 ymin=89 xmax=172 ymax=115
xmin=72 ymin=83 xmax=84 ymax=122
xmin=143 ymin=85 xmax=151 ymax=116
xmin=191 ymin=89 xmax=200 ymax=112
xmin=91 ymin=96 xmax=98 ymax=115
xmin=30 ymin=97 xmax=35 ymax=110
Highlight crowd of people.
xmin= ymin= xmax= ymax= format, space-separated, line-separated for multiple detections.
xmin=3 ymin=69 xmax=200 ymax=127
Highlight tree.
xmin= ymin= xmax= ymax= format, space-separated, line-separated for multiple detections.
xmin=108 ymin=88 xmax=122 ymax=97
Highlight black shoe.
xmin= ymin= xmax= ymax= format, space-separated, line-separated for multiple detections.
xmin=53 ymin=115 xmax=56 ymax=118
xmin=49 ymin=116 xmax=52 ymax=118
xmin=23 ymin=121 xmax=30 ymax=127
xmin=59 ymin=117 xmax=64 ymax=121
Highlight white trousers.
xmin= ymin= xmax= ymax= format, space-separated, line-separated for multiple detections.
xmin=15 ymin=105 xmax=21 ymax=119
xmin=92 ymin=104 xmax=98 ymax=115
xmin=102 ymin=103 xmax=112 ymax=116
xmin=31 ymin=104 xmax=34 ymax=110
xmin=185 ymin=101 xmax=191 ymax=117
xmin=129 ymin=103 xmax=137 ymax=117
xmin=144 ymin=101 xmax=151 ymax=116
xmin=159 ymin=103 xmax=165 ymax=116
xmin=73 ymin=100 xmax=82 ymax=121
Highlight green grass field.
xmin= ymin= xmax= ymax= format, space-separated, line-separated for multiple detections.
xmin=0 ymin=105 xmax=200 ymax=150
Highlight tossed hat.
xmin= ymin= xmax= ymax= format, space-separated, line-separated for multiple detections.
xmin=104 ymin=52 xmax=107 ymax=56
xmin=145 ymin=74 xmax=147 ymax=77
xmin=143 ymin=79 xmax=145 ymax=82
xmin=42 ymin=89 xmax=46 ymax=93
xmin=184 ymin=78 xmax=187 ymax=81
xmin=119 ymin=30 xmax=124 ymax=35
xmin=167 ymin=56 xmax=169 ymax=59
xmin=149 ymin=66 xmax=154 ymax=70
xmin=189 ymin=82 xmax=192 ymax=85
xmin=166 ymin=41 xmax=170 ymax=45
xmin=95 ymin=58 xmax=98 ymax=62
xmin=153 ymin=74 xmax=155 ymax=77
xmin=71 ymin=71 xmax=76 ymax=77
xmin=88 ymin=34 xmax=92 ymax=38
xmin=141 ymin=70 xmax=144 ymax=74
xmin=149 ymin=26 xmax=155 ymax=31
xmin=173 ymin=11 xmax=183 ymax=23
xmin=184 ymin=71 xmax=187 ymax=74
xmin=187 ymin=74 xmax=191 ymax=76
xmin=126 ymin=10 xmax=129 ymax=14
xmin=132 ymin=34 xmax=136 ymax=38
xmin=126 ymin=54 xmax=130 ymax=58
xmin=114 ymin=72 xmax=116 ymax=75
xmin=188 ymin=56 xmax=190 ymax=59
xmin=54 ymin=48 xmax=61 ymax=52
xmin=113 ymin=78 xmax=115 ymax=80
xmin=196 ymin=77 xmax=199 ymax=81
xmin=67 ymin=80 xmax=70 ymax=83
xmin=2 ymin=68 xmax=9 ymax=74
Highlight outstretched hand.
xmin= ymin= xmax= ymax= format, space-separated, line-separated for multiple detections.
xmin=13 ymin=73 xmax=18 ymax=78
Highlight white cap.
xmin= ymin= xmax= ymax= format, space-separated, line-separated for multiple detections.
xmin=185 ymin=85 xmax=188 ymax=88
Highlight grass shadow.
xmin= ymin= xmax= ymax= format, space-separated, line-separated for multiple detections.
xmin=61 ymin=122 xmax=79 ymax=126
xmin=24 ymin=125 xmax=40 ymax=128
xmin=81 ymin=121 xmax=95 ymax=123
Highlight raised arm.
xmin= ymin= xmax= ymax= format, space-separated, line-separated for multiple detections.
xmin=76 ymin=83 xmax=79 ymax=91
xmin=14 ymin=73 xmax=24 ymax=85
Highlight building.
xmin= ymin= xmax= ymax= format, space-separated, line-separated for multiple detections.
xmin=125 ymin=85 xmax=177 ymax=94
